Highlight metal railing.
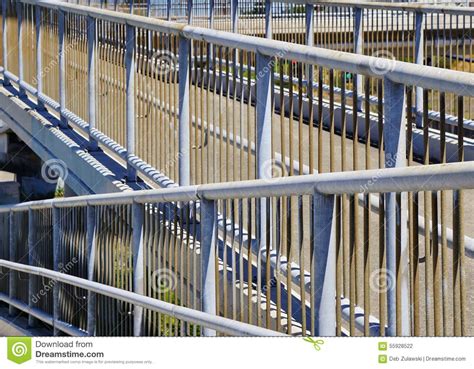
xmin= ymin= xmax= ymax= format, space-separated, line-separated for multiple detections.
xmin=0 ymin=0 xmax=473 ymax=336
xmin=0 ymin=161 xmax=473 ymax=336
xmin=61 ymin=0 xmax=474 ymax=126
xmin=2 ymin=0 xmax=474 ymax=184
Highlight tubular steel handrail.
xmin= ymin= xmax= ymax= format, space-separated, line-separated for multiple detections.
xmin=18 ymin=0 xmax=474 ymax=95
xmin=0 ymin=260 xmax=285 ymax=337
xmin=280 ymin=0 xmax=474 ymax=15
xmin=0 ymin=161 xmax=473 ymax=212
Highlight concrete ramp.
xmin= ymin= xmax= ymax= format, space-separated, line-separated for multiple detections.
xmin=0 ymin=85 xmax=140 ymax=196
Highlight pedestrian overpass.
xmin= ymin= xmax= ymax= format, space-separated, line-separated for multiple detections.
xmin=0 ymin=0 xmax=473 ymax=337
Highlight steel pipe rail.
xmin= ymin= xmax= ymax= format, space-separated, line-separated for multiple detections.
xmin=0 ymin=260 xmax=285 ymax=337
xmin=0 ymin=161 xmax=473 ymax=212
xmin=18 ymin=0 xmax=474 ymax=96
xmin=279 ymin=0 xmax=474 ymax=16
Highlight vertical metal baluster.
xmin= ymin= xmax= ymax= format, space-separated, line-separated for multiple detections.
xmin=439 ymin=92 xmax=449 ymax=335
xmin=453 ymin=96 xmax=465 ymax=336
xmin=58 ymin=10 xmax=67 ymax=128
xmin=87 ymin=15 xmax=98 ymax=151
xmin=125 ymin=24 xmax=136 ymax=181
xmin=1 ymin=0 xmax=8 ymax=86
xmin=17 ymin=1 xmax=25 ymax=96
xmin=52 ymin=206 xmax=60 ymax=335
xmin=87 ymin=205 xmax=97 ymax=336
xmin=383 ymin=78 xmax=410 ymax=336
xmin=422 ymin=89 xmax=433 ymax=336
xmin=415 ymin=11 xmax=424 ymax=128
xmin=35 ymin=4 xmax=44 ymax=109
xmin=407 ymin=86 xmax=419 ymax=336
xmin=432 ymin=189 xmax=442 ymax=336
xmin=363 ymin=76 xmax=371 ymax=336
xmin=27 ymin=208 xmax=37 ymax=327
xmin=8 ymin=210 xmax=16 ymax=316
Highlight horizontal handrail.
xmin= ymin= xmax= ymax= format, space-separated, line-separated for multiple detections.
xmin=19 ymin=0 xmax=474 ymax=96
xmin=0 ymin=259 xmax=285 ymax=337
xmin=0 ymin=161 xmax=473 ymax=211
xmin=278 ymin=0 xmax=474 ymax=16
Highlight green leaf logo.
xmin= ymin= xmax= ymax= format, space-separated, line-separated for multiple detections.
xmin=7 ymin=337 xmax=32 ymax=364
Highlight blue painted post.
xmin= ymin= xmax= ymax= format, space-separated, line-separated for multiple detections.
xmin=86 ymin=205 xmax=97 ymax=336
xmin=187 ymin=0 xmax=193 ymax=25
xmin=1 ymin=0 xmax=9 ymax=86
xmin=58 ymin=10 xmax=68 ymax=128
xmin=132 ymin=202 xmax=145 ymax=336
xmin=17 ymin=1 xmax=25 ymax=97
xmin=354 ymin=7 xmax=363 ymax=111
xmin=8 ymin=211 xmax=17 ymax=316
xmin=207 ymin=0 xmax=216 ymax=70
xmin=146 ymin=0 xmax=151 ymax=16
xmin=52 ymin=206 xmax=60 ymax=336
xmin=27 ymin=209 xmax=37 ymax=327
xmin=200 ymin=199 xmax=217 ymax=337
xmin=256 ymin=51 xmax=273 ymax=292
xmin=415 ymin=11 xmax=424 ymax=128
xmin=306 ymin=3 xmax=314 ymax=47
xmin=210 ymin=0 xmax=215 ymax=29
xmin=166 ymin=0 xmax=171 ymax=21
xmin=35 ymin=5 xmax=45 ymax=110
xmin=306 ymin=4 xmax=314 ymax=96
xmin=383 ymin=78 xmax=410 ymax=336
xmin=125 ymin=24 xmax=137 ymax=182
xmin=256 ymin=52 xmax=273 ymax=182
xmin=265 ymin=0 xmax=272 ymax=39
xmin=178 ymin=36 xmax=191 ymax=186
xmin=231 ymin=0 xmax=238 ymax=32
xmin=313 ymin=192 xmax=337 ymax=336
xmin=87 ymin=16 xmax=98 ymax=151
